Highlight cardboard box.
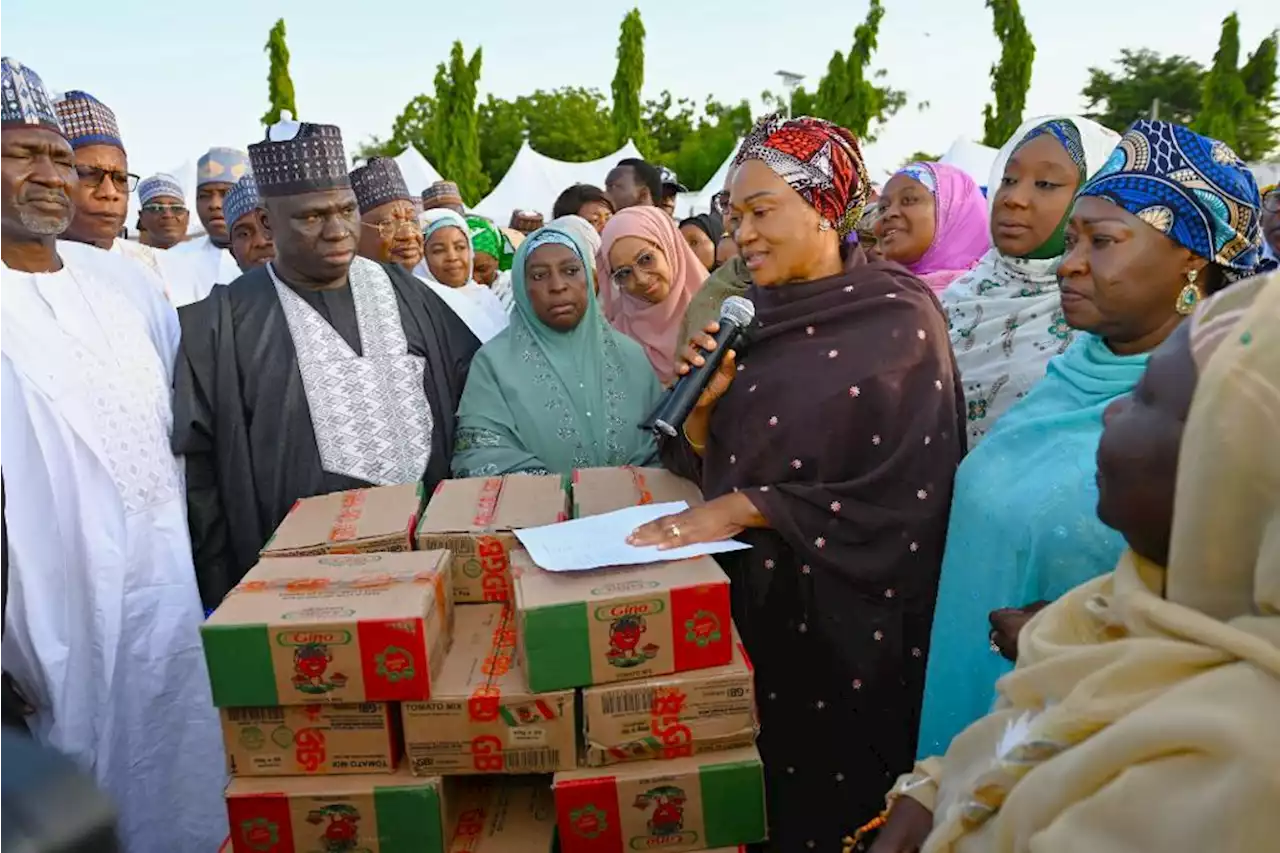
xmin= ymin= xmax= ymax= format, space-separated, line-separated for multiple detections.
xmin=512 ymin=550 xmax=733 ymax=693
xmin=221 ymin=703 xmax=399 ymax=777
xmin=446 ymin=779 xmax=557 ymax=852
xmin=202 ymin=552 xmax=453 ymax=707
xmin=571 ymin=466 xmax=703 ymax=518
xmin=418 ymin=475 xmax=570 ymax=604
xmin=261 ymin=484 xmax=423 ymax=557
xmin=224 ymin=767 xmax=447 ymax=853
xmin=553 ymin=745 xmax=766 ymax=853
xmin=403 ymin=604 xmax=575 ymax=775
xmin=581 ymin=628 xmax=756 ymax=766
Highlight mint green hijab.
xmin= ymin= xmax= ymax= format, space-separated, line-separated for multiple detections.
xmin=451 ymin=224 xmax=661 ymax=477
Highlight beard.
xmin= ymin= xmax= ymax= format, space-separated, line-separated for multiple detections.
xmin=17 ymin=192 xmax=73 ymax=236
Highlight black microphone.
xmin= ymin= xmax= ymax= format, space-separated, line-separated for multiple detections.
xmin=645 ymin=295 xmax=756 ymax=438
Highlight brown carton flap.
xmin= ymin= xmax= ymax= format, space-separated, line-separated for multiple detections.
xmin=261 ymin=484 xmax=422 ymax=556
xmin=420 ymin=475 xmax=569 ymax=534
xmin=447 ymin=779 xmax=557 ymax=852
xmin=571 ymin=467 xmax=704 ymax=518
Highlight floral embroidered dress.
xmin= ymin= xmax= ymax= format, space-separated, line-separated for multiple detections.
xmin=452 ymin=226 xmax=660 ymax=477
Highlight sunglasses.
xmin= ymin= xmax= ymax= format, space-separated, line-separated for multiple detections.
xmin=141 ymin=202 xmax=187 ymax=216
xmin=1263 ymin=189 xmax=1280 ymax=213
xmin=362 ymin=219 xmax=420 ymax=240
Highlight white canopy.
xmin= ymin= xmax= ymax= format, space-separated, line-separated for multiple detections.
xmin=939 ymin=137 xmax=1000 ymax=189
xmin=394 ymin=147 xmax=444 ymax=196
xmin=471 ymin=140 xmax=644 ymax=222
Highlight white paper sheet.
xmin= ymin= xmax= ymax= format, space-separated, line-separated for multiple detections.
xmin=513 ymin=501 xmax=751 ymax=572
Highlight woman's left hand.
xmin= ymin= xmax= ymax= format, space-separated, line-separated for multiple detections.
xmin=627 ymin=493 xmax=758 ymax=550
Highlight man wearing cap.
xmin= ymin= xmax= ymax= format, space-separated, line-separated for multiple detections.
xmin=224 ymin=173 xmax=274 ymax=273
xmin=0 ymin=57 xmax=226 ymax=851
xmin=136 ymin=172 xmax=190 ymax=249
xmin=52 ymin=91 xmax=206 ymax=305
xmin=352 ymin=157 xmax=422 ymax=271
xmin=657 ymin=165 xmax=688 ymax=218
xmin=170 ymin=146 xmax=246 ymax=289
xmin=173 ymin=119 xmax=481 ymax=607
xmin=421 ymin=179 xmax=465 ymax=214
xmin=604 ymin=157 xmax=663 ymax=212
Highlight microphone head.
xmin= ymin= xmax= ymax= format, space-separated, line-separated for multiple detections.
xmin=719 ymin=295 xmax=755 ymax=327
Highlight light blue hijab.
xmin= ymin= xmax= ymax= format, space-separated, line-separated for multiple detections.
xmin=916 ymin=333 xmax=1149 ymax=758
xmin=451 ymin=225 xmax=660 ymax=477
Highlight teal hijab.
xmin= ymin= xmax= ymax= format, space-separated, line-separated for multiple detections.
xmin=451 ymin=224 xmax=661 ymax=477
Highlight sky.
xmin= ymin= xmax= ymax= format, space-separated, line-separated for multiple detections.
xmin=2 ymin=0 xmax=1277 ymax=190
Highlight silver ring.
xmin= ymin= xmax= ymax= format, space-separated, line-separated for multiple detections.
xmin=669 ymin=525 xmax=681 ymax=540
xmin=990 ymin=641 xmax=1001 ymax=654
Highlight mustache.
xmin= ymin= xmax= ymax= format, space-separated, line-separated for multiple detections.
xmin=20 ymin=188 xmax=71 ymax=207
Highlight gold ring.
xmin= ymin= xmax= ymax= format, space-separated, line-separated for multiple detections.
xmin=669 ymin=525 xmax=681 ymax=539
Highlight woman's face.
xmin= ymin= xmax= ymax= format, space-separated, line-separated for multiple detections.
xmin=1060 ymin=195 xmax=1199 ymax=352
xmin=874 ymin=172 xmax=935 ymax=265
xmin=991 ymin=133 xmax=1080 ymax=257
xmin=715 ymin=234 xmax=738 ymax=269
xmin=526 ymin=242 xmax=589 ymax=331
xmin=1096 ymin=322 xmax=1198 ymax=565
xmin=473 ymin=250 xmax=500 ymax=285
xmin=679 ymin=222 xmax=717 ymax=271
xmin=579 ymin=200 xmax=613 ymax=234
xmin=425 ymin=225 xmax=471 ymax=287
xmin=726 ymin=158 xmax=835 ymax=287
xmin=607 ymin=235 xmax=673 ymax=304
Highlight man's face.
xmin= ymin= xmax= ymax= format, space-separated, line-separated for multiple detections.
xmin=196 ymin=181 xmax=234 ymax=245
xmin=605 ymin=166 xmax=647 ymax=211
xmin=229 ymin=209 xmax=275 ymax=272
xmin=64 ymin=144 xmax=130 ymax=247
xmin=139 ymin=195 xmax=189 ymax=249
xmin=1 ymin=127 xmax=77 ymax=240
xmin=659 ymin=190 xmax=677 ymax=218
xmin=358 ymin=199 xmax=422 ymax=270
xmin=261 ymin=188 xmax=360 ymax=286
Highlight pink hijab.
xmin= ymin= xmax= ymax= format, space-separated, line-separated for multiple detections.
xmin=895 ymin=161 xmax=989 ymax=291
xmin=597 ymin=207 xmax=708 ymax=384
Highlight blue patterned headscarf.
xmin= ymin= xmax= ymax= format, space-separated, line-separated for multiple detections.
xmin=1015 ymin=118 xmax=1087 ymax=181
xmin=1078 ymin=120 xmax=1262 ymax=282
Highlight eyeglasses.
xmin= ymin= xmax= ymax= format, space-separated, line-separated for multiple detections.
xmin=141 ymin=202 xmax=187 ymax=216
xmin=77 ymin=165 xmax=139 ymax=192
xmin=711 ymin=190 xmax=730 ymax=216
xmin=611 ymin=250 xmax=659 ymax=289
xmin=362 ymin=219 xmax=420 ymax=240
xmin=1263 ymin=189 xmax=1280 ymax=213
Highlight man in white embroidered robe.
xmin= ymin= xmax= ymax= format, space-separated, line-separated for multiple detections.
xmin=0 ymin=56 xmax=225 ymax=852
xmin=169 ymin=146 xmax=245 ymax=290
xmin=173 ymin=120 xmax=479 ymax=610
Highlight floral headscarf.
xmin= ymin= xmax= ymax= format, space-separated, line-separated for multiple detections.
xmin=731 ymin=113 xmax=870 ymax=236
xmin=1078 ymin=120 xmax=1263 ymax=282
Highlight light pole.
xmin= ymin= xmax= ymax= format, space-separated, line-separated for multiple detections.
xmin=775 ymin=71 xmax=804 ymax=116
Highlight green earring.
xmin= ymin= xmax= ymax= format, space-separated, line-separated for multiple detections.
xmin=1175 ymin=269 xmax=1202 ymax=316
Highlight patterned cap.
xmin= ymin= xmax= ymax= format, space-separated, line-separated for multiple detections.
xmin=1079 ymin=120 xmax=1263 ymax=282
xmin=509 ymin=209 xmax=544 ymax=233
xmin=1 ymin=57 xmax=65 ymax=138
xmin=138 ymin=173 xmax=186 ymax=205
xmin=249 ymin=121 xmax=349 ymax=198
xmin=53 ymin=90 xmax=122 ymax=150
xmin=658 ymin=166 xmax=688 ymax=193
xmin=422 ymin=180 xmax=463 ymax=209
xmin=196 ymin=146 xmax=250 ymax=187
xmin=223 ymin=173 xmax=262 ymax=229
xmin=350 ymin=157 xmax=412 ymax=214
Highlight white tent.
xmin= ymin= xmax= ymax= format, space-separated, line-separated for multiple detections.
xmin=939 ymin=137 xmax=999 ymax=189
xmin=471 ymin=140 xmax=644 ymax=222
xmin=394 ymin=147 xmax=444 ymax=196
xmin=670 ymin=140 xmax=743 ymax=218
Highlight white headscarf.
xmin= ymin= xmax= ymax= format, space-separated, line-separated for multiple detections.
xmin=415 ymin=209 xmax=509 ymax=343
xmin=549 ymin=214 xmax=602 ymax=259
xmin=939 ymin=115 xmax=1120 ymax=446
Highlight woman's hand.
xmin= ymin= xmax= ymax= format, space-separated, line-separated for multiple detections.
xmin=864 ymin=797 xmax=933 ymax=853
xmin=627 ymin=492 xmax=761 ymax=549
xmin=988 ymin=601 xmax=1050 ymax=663
xmin=675 ymin=321 xmax=737 ymax=413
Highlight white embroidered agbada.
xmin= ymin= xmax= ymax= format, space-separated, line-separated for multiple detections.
xmin=1 ymin=240 xmax=227 ymax=851
xmin=110 ymin=236 xmax=210 ymax=306
xmin=416 ymin=209 xmax=510 ymax=343
xmin=170 ymin=231 xmax=241 ymax=297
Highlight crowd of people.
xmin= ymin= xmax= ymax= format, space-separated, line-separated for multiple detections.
xmin=2 ymin=51 xmax=1279 ymax=853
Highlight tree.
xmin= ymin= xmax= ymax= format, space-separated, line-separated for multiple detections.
xmin=431 ymin=42 xmax=488 ymax=204
xmin=1082 ymin=49 xmax=1205 ymax=131
xmin=260 ymin=19 xmax=298 ymax=127
xmin=1195 ymin=13 xmax=1251 ymax=152
xmin=899 ymin=151 xmax=940 ymax=166
xmin=641 ymin=91 xmax=697 ymax=163
xmin=353 ymin=95 xmax=436 ymax=164
xmin=611 ymin=8 xmax=646 ymax=147
xmin=477 ymin=95 xmax=525 ymax=190
xmin=981 ymin=0 xmax=1036 ymax=147
xmin=1236 ymin=31 xmax=1278 ymax=159
xmin=522 ymin=88 xmax=616 ymax=162
xmin=669 ymin=99 xmax=755 ymax=191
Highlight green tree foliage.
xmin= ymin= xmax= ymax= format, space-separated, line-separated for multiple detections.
xmin=1195 ymin=13 xmax=1251 ymax=151
xmin=642 ymin=91 xmax=697 ymax=162
xmin=522 ymin=88 xmax=616 ymax=162
xmin=1236 ymin=30 xmax=1278 ymax=159
xmin=1082 ymin=49 xmax=1205 ymax=131
xmin=431 ymin=42 xmax=488 ymax=204
xmin=611 ymin=8 xmax=646 ymax=147
xmin=981 ymin=0 xmax=1036 ymax=147
xmin=476 ymin=95 xmax=525 ymax=189
xmin=260 ymin=19 xmax=298 ymax=127
xmin=669 ymin=100 xmax=755 ymax=191
xmin=899 ymin=151 xmax=940 ymax=166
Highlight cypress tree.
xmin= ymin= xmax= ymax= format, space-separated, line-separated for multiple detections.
xmin=611 ymin=9 xmax=646 ymax=149
xmin=981 ymin=0 xmax=1036 ymax=147
xmin=260 ymin=19 xmax=298 ymax=127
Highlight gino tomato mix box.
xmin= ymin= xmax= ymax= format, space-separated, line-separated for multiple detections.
xmin=581 ymin=628 xmax=757 ymax=767
xmin=261 ymin=484 xmax=424 ymax=557
xmin=446 ymin=779 xmax=557 ymax=852
xmin=510 ymin=549 xmax=733 ymax=693
xmin=418 ymin=475 xmax=570 ymax=605
xmin=202 ymin=552 xmax=453 ymax=707
xmin=402 ymin=604 xmax=576 ymax=775
xmin=571 ymin=466 xmax=704 ymax=519
xmin=224 ymin=767 xmax=446 ymax=853
xmin=553 ymin=745 xmax=766 ymax=853
xmin=221 ymin=703 xmax=399 ymax=777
